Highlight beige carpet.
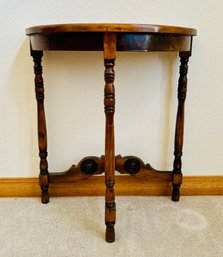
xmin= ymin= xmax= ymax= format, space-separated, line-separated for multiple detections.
xmin=0 ymin=196 xmax=222 ymax=257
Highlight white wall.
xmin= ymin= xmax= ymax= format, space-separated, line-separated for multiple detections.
xmin=0 ymin=0 xmax=223 ymax=177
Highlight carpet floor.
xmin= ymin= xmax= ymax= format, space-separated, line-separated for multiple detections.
xmin=0 ymin=196 xmax=222 ymax=257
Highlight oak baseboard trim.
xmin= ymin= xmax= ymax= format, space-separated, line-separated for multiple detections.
xmin=0 ymin=176 xmax=222 ymax=197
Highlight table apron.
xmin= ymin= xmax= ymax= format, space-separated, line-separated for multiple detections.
xmin=29 ymin=32 xmax=192 ymax=52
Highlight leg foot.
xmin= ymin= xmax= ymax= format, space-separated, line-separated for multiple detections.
xmin=41 ymin=185 xmax=49 ymax=204
xmin=172 ymin=172 xmax=182 ymax=202
xmin=172 ymin=185 xmax=180 ymax=202
xmin=106 ymin=223 xmax=115 ymax=243
xmin=39 ymin=173 xmax=49 ymax=204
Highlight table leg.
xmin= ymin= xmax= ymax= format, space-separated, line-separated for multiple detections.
xmin=172 ymin=51 xmax=191 ymax=201
xmin=104 ymin=33 xmax=116 ymax=243
xmin=31 ymin=50 xmax=49 ymax=204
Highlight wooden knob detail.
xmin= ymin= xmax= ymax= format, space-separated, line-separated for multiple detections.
xmin=124 ymin=158 xmax=142 ymax=174
xmin=80 ymin=158 xmax=99 ymax=175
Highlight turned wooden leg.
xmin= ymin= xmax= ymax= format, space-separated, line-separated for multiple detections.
xmin=31 ymin=50 xmax=49 ymax=204
xmin=103 ymin=33 xmax=116 ymax=243
xmin=172 ymin=51 xmax=191 ymax=201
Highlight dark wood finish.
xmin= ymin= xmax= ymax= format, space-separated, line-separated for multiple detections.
xmin=26 ymin=23 xmax=196 ymax=52
xmin=49 ymin=156 xmax=105 ymax=183
xmin=26 ymin=23 xmax=197 ymax=35
xmin=172 ymin=51 xmax=191 ymax=201
xmin=28 ymin=33 xmax=191 ymax=52
xmin=103 ymin=32 xmax=116 ymax=243
xmin=26 ymin=23 xmax=196 ymax=242
xmin=115 ymin=155 xmax=172 ymax=180
xmin=31 ymin=50 xmax=49 ymax=204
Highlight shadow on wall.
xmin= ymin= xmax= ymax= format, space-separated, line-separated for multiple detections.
xmin=158 ymin=52 xmax=178 ymax=170
xmin=6 ymin=38 xmax=38 ymax=177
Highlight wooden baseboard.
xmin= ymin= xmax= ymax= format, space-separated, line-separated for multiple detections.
xmin=0 ymin=176 xmax=222 ymax=197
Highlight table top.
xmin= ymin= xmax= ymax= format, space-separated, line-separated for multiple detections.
xmin=26 ymin=23 xmax=197 ymax=36
xmin=26 ymin=23 xmax=196 ymax=52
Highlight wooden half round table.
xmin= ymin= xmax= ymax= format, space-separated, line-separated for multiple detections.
xmin=26 ymin=23 xmax=197 ymax=243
